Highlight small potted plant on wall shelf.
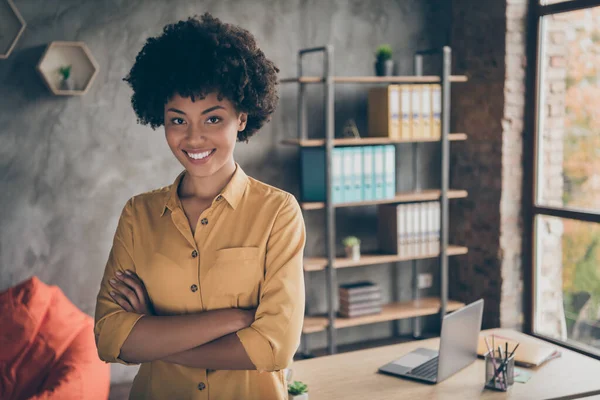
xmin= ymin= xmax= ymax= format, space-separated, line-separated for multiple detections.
xmin=58 ymin=64 xmax=74 ymax=91
xmin=288 ymin=380 xmax=308 ymax=400
xmin=343 ymin=236 xmax=361 ymax=261
xmin=374 ymin=44 xmax=394 ymax=76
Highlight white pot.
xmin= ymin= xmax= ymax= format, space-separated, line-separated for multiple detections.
xmin=60 ymin=77 xmax=75 ymax=91
xmin=345 ymin=245 xmax=360 ymax=261
xmin=289 ymin=393 xmax=308 ymax=400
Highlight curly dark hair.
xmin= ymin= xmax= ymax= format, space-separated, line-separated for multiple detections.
xmin=123 ymin=13 xmax=280 ymax=142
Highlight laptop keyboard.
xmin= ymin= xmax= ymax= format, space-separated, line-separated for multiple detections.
xmin=408 ymin=356 xmax=438 ymax=380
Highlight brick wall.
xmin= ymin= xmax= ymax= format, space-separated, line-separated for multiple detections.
xmin=536 ymin=12 xmax=568 ymax=340
xmin=450 ymin=0 xmax=566 ymax=337
xmin=449 ymin=0 xmax=525 ymax=329
xmin=449 ymin=0 xmax=509 ymax=329
xmin=500 ymin=0 xmax=527 ymax=330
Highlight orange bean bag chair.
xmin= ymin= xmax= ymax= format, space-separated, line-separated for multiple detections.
xmin=0 ymin=276 xmax=110 ymax=400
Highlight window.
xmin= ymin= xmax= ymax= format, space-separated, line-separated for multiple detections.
xmin=531 ymin=0 xmax=600 ymax=358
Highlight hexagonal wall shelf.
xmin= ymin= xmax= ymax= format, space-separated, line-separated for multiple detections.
xmin=0 ymin=0 xmax=27 ymax=59
xmin=37 ymin=41 xmax=99 ymax=96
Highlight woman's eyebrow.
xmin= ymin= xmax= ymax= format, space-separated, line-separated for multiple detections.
xmin=166 ymin=108 xmax=186 ymax=115
xmin=166 ymin=105 xmax=225 ymax=115
xmin=201 ymin=105 xmax=225 ymax=115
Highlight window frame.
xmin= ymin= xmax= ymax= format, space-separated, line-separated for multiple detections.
xmin=524 ymin=0 xmax=600 ymax=361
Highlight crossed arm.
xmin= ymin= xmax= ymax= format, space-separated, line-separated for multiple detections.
xmin=94 ymin=194 xmax=306 ymax=372
xmin=103 ymin=270 xmax=256 ymax=369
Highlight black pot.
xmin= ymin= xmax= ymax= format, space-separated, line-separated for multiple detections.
xmin=375 ymin=59 xmax=394 ymax=76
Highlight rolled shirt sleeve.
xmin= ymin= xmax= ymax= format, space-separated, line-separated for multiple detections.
xmin=236 ymin=193 xmax=306 ymax=372
xmin=94 ymin=198 xmax=144 ymax=365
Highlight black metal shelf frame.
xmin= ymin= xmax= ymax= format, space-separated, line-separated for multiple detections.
xmin=293 ymin=46 xmax=458 ymax=356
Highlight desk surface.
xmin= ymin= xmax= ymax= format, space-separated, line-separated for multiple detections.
xmin=291 ymin=329 xmax=600 ymax=400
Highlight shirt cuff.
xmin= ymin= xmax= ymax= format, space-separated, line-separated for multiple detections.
xmin=96 ymin=311 xmax=144 ymax=365
xmin=236 ymin=326 xmax=276 ymax=372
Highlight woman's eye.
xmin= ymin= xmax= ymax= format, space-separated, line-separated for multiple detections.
xmin=171 ymin=117 xmax=185 ymax=125
xmin=206 ymin=116 xmax=221 ymax=124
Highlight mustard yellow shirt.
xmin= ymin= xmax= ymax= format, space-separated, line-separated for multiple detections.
xmin=94 ymin=165 xmax=306 ymax=400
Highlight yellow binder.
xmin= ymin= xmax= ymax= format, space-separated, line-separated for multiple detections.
xmin=422 ymin=84 xmax=432 ymax=139
xmin=432 ymin=84 xmax=441 ymax=139
xmin=399 ymin=85 xmax=411 ymax=140
xmin=411 ymin=84 xmax=422 ymax=139
xmin=367 ymin=85 xmax=400 ymax=139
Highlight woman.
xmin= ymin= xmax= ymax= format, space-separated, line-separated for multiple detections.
xmin=94 ymin=13 xmax=306 ymax=400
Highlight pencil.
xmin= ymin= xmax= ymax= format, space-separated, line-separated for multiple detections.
xmin=505 ymin=342 xmax=509 ymax=385
xmin=508 ymin=342 xmax=520 ymax=359
xmin=484 ymin=336 xmax=500 ymax=387
xmin=490 ymin=357 xmax=510 ymax=389
xmin=499 ymin=346 xmax=507 ymax=390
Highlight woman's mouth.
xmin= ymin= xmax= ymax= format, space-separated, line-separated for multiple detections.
xmin=183 ymin=149 xmax=216 ymax=165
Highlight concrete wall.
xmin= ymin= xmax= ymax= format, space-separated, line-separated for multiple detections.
xmin=0 ymin=0 xmax=451 ymax=383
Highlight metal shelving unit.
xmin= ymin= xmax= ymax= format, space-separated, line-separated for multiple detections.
xmin=281 ymin=45 xmax=468 ymax=356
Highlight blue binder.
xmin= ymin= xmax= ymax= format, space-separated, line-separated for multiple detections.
xmin=374 ymin=146 xmax=385 ymax=199
xmin=362 ymin=146 xmax=374 ymax=201
xmin=341 ymin=147 xmax=353 ymax=202
xmin=300 ymin=147 xmax=344 ymax=203
xmin=384 ymin=145 xmax=396 ymax=199
xmin=352 ymin=147 xmax=363 ymax=202
xmin=332 ymin=148 xmax=344 ymax=203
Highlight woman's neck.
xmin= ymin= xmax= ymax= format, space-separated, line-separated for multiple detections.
xmin=179 ymin=159 xmax=237 ymax=202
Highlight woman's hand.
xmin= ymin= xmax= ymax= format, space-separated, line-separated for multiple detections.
xmin=109 ymin=270 xmax=156 ymax=316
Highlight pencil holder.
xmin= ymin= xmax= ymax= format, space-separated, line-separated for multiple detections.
xmin=484 ymin=350 xmax=515 ymax=391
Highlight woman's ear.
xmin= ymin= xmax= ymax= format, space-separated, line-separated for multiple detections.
xmin=238 ymin=113 xmax=248 ymax=132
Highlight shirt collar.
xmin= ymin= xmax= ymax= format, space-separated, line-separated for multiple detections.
xmin=161 ymin=163 xmax=248 ymax=216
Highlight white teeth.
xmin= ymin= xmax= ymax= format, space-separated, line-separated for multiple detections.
xmin=187 ymin=150 xmax=212 ymax=160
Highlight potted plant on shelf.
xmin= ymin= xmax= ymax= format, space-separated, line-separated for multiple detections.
xmin=342 ymin=236 xmax=361 ymax=261
xmin=58 ymin=64 xmax=74 ymax=91
xmin=288 ymin=380 xmax=308 ymax=400
xmin=374 ymin=44 xmax=394 ymax=76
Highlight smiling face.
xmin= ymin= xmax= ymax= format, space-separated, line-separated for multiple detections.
xmin=164 ymin=92 xmax=247 ymax=178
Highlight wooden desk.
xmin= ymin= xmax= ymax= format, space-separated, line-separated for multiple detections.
xmin=291 ymin=329 xmax=600 ymax=400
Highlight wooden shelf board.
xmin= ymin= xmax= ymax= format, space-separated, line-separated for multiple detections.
xmin=304 ymin=245 xmax=468 ymax=272
xmin=303 ymin=317 xmax=329 ymax=334
xmin=36 ymin=41 xmax=99 ymax=96
xmin=302 ymin=297 xmax=465 ymax=333
xmin=301 ymin=189 xmax=468 ymax=210
xmin=280 ymin=75 xmax=468 ymax=84
xmin=281 ymin=133 xmax=467 ymax=147
xmin=0 ymin=0 xmax=26 ymax=59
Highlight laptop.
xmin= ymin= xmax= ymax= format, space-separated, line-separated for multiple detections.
xmin=378 ymin=299 xmax=484 ymax=384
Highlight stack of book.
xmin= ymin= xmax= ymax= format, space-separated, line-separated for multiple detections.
xmin=300 ymin=145 xmax=395 ymax=203
xmin=338 ymin=281 xmax=382 ymax=318
xmin=368 ymin=84 xmax=441 ymax=140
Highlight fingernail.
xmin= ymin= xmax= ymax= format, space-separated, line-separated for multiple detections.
xmin=115 ymin=271 xmax=122 ymax=276
xmin=110 ymin=291 xmax=116 ymax=296
xmin=109 ymin=279 xmax=116 ymax=284
xmin=125 ymin=270 xmax=132 ymax=275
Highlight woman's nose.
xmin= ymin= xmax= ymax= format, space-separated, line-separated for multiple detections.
xmin=186 ymin=123 xmax=206 ymax=141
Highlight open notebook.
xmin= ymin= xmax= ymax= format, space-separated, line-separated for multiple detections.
xmin=477 ymin=332 xmax=562 ymax=368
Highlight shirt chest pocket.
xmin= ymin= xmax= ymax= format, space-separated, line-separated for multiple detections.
xmin=204 ymin=247 xmax=262 ymax=310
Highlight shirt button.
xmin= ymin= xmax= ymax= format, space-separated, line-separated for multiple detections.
xmin=198 ymin=382 xmax=206 ymax=391
xmin=201 ymin=218 xmax=208 ymax=225
xmin=191 ymin=284 xmax=198 ymax=293
xmin=191 ymin=250 xmax=198 ymax=258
